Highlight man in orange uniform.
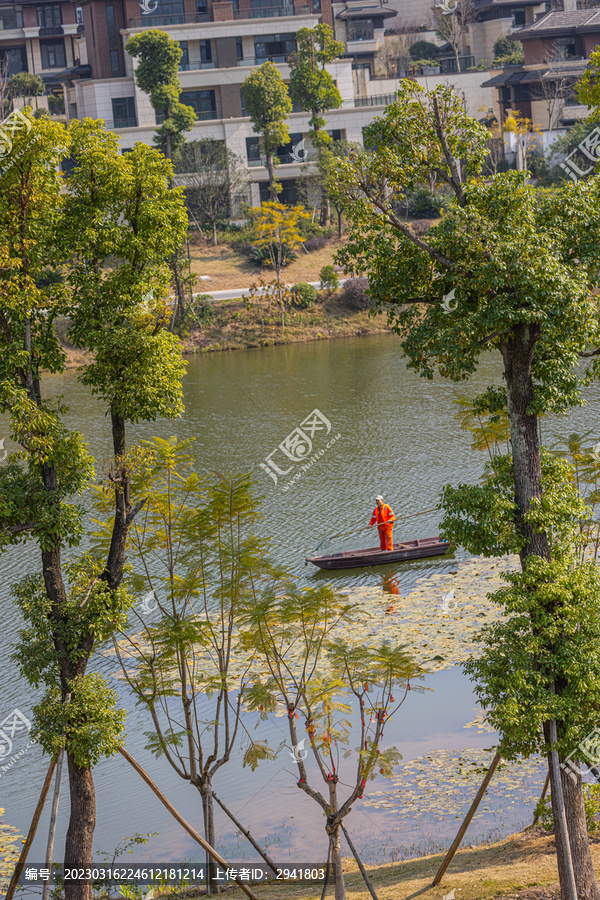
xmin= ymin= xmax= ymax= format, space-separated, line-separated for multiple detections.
xmin=369 ymin=495 xmax=395 ymax=551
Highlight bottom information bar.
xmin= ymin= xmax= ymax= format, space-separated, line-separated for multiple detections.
xmin=19 ymin=863 xmax=329 ymax=885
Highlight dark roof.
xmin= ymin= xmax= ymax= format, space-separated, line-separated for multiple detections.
xmin=336 ymin=5 xmax=396 ymax=18
xmin=481 ymin=58 xmax=588 ymax=86
xmin=511 ymin=8 xmax=600 ymax=37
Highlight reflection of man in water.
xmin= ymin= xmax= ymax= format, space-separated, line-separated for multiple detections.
xmin=369 ymin=495 xmax=395 ymax=551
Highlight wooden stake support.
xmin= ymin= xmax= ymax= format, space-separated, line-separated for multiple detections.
xmin=5 ymin=758 xmax=56 ymax=900
xmin=431 ymin=749 xmax=502 ymax=887
xmin=118 ymin=746 xmax=258 ymax=900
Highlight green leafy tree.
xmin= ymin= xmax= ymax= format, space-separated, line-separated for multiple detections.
xmin=578 ymin=49 xmax=600 ymax=114
xmin=107 ymin=444 xmax=278 ymax=890
xmin=125 ymin=30 xmax=196 ymax=160
xmin=241 ymin=61 xmax=291 ymax=201
xmin=333 ymin=79 xmax=600 ymax=900
xmin=409 ymin=39 xmax=439 ymax=60
xmin=289 ymin=25 xmax=344 ymax=224
xmin=125 ymin=30 xmax=196 ymax=326
xmin=241 ymin=590 xmax=422 ymax=900
xmin=7 ymin=72 xmax=44 ymax=109
xmin=176 ymin=139 xmax=248 ymax=245
xmin=0 ymin=114 xmax=187 ymax=900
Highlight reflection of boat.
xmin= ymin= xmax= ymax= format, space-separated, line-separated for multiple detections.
xmin=306 ymin=537 xmax=451 ymax=570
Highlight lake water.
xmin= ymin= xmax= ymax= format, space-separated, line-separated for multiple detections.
xmin=3 ymin=333 xmax=600 ymax=883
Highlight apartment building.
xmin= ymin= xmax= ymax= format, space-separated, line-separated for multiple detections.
xmin=0 ymin=0 xmax=86 ymax=93
xmin=483 ymin=8 xmax=600 ymax=127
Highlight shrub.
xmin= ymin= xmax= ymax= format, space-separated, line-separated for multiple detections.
xmin=249 ymin=243 xmax=296 ymax=268
xmin=339 ymin=277 xmax=370 ymax=310
xmin=184 ymin=293 xmax=214 ymax=328
xmin=304 ymin=236 xmax=328 ymax=252
xmin=407 ymin=187 xmax=448 ymax=219
xmin=291 ymin=282 xmax=318 ymax=309
xmin=47 ymin=93 xmax=65 ymax=115
xmin=536 ymin=784 xmax=600 ymax=836
xmin=319 ymin=265 xmax=339 ymax=295
xmin=409 ymin=40 xmax=439 ymax=61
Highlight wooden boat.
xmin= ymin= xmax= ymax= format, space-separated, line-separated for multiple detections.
xmin=306 ymin=536 xmax=451 ymax=570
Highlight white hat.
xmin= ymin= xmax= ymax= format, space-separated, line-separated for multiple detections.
xmin=376 ymin=495 xmax=384 ymax=500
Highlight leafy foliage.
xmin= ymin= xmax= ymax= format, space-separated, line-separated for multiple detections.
xmin=536 ymin=784 xmax=600 ymax=836
xmin=289 ymin=26 xmax=344 ymax=142
xmin=409 ymin=40 xmax=439 ymax=61
xmin=241 ymin=62 xmax=291 ymax=199
xmin=291 ymin=282 xmax=317 ymax=308
xmin=319 ymin=265 xmax=339 ymax=295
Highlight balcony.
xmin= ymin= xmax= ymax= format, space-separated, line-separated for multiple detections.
xmin=128 ymin=6 xmax=309 ymax=26
xmin=180 ymin=61 xmax=216 ymax=69
xmin=233 ymin=4 xmax=309 ymax=16
xmin=106 ymin=117 xmax=138 ymax=128
xmin=39 ymin=25 xmax=64 ymax=35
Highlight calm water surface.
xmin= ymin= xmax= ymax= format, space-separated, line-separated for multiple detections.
xmin=3 ymin=334 xmax=600 ymax=877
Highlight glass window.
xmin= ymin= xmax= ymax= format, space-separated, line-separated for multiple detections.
xmin=347 ymin=20 xmax=374 ymax=41
xmin=251 ymin=0 xmax=292 ymax=14
xmin=554 ymin=37 xmax=577 ymax=59
xmin=246 ymin=136 xmax=261 ymax=161
xmin=179 ymin=40 xmax=188 ymax=66
xmin=110 ymin=49 xmax=119 ymax=72
xmin=146 ymin=0 xmax=184 ymax=24
xmin=112 ymin=96 xmax=137 ymax=128
xmin=0 ymin=46 xmax=27 ymax=74
xmin=106 ymin=4 xmax=115 ymax=26
xmin=75 ymin=5 xmax=83 ymax=23
xmin=196 ymin=0 xmax=207 ymax=12
xmin=37 ymin=4 xmax=62 ymax=27
xmin=180 ymin=89 xmax=216 ymax=120
xmin=254 ymin=32 xmax=296 ymax=62
xmin=511 ymin=7 xmax=525 ymax=25
xmin=40 ymin=39 xmax=66 ymax=67
xmin=199 ymin=39 xmax=212 ymax=61
xmin=236 ymin=36 xmax=243 ymax=60
xmin=0 ymin=6 xmax=23 ymax=29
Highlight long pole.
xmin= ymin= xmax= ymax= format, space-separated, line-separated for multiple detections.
xmin=5 ymin=758 xmax=56 ymax=900
xmin=118 ymin=747 xmax=258 ymax=900
xmin=41 ymin=747 xmax=64 ymax=900
xmin=549 ymin=719 xmax=578 ymax=900
xmin=431 ymin=750 xmax=501 ymax=886
xmin=340 ymin=822 xmax=378 ymax=900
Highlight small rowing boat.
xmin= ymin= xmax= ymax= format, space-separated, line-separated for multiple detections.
xmin=306 ymin=536 xmax=451 ymax=570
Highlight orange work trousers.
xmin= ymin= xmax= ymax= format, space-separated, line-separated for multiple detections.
xmin=378 ymin=525 xmax=394 ymax=551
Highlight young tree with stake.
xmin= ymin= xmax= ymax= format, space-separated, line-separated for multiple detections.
xmin=241 ymin=61 xmax=291 ymax=202
xmin=334 ymin=79 xmax=600 ymax=900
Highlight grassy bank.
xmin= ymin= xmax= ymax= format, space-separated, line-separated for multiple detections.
xmin=160 ymin=828 xmax=591 ymax=900
xmin=180 ymin=294 xmax=389 ymax=354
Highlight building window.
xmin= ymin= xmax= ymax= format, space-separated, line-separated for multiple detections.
xmin=254 ymin=33 xmax=296 ymax=63
xmin=145 ymin=0 xmax=184 ymax=24
xmin=199 ymin=39 xmax=212 ymax=61
xmin=110 ymin=49 xmax=119 ymax=72
xmin=181 ymin=89 xmax=216 ymax=120
xmin=327 ymin=129 xmax=342 ymax=142
xmin=240 ymin=87 xmax=246 ymax=115
xmin=251 ymin=0 xmax=293 ymax=14
xmin=75 ymin=5 xmax=84 ymax=23
xmin=196 ymin=0 xmax=207 ymax=14
xmin=511 ymin=7 xmax=525 ymax=25
xmin=40 ymin=39 xmax=66 ymax=67
xmin=0 ymin=46 xmax=27 ymax=74
xmin=236 ymin=36 xmax=243 ymax=60
xmin=0 ymin=6 xmax=24 ymax=29
xmin=112 ymin=96 xmax=137 ymax=128
xmin=347 ymin=20 xmax=374 ymax=41
xmin=179 ymin=40 xmax=189 ymax=67
xmin=554 ymin=37 xmax=577 ymax=59
xmin=106 ymin=4 xmax=115 ymax=26
xmin=36 ymin=4 xmax=62 ymax=27
xmin=312 ymin=0 xmax=321 ymax=10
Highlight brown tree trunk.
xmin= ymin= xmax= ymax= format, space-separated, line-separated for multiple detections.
xmin=64 ymin=755 xmax=96 ymax=900
xmin=337 ymin=209 xmax=343 ymax=239
xmin=212 ymin=222 xmax=218 ymax=246
xmin=330 ymin=825 xmax=346 ymax=900
xmin=502 ymin=327 xmax=599 ymax=900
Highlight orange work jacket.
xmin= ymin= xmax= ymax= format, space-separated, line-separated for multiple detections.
xmin=369 ymin=504 xmax=395 ymax=528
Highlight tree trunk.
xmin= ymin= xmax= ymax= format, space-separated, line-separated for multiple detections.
xmin=201 ymin=781 xmax=221 ymax=894
xmin=64 ymin=755 xmax=95 ymax=900
xmin=502 ymin=328 xmax=599 ymax=900
xmin=337 ymin=209 xmax=343 ymax=239
xmin=330 ymin=825 xmax=346 ymax=900
xmin=212 ymin=222 xmax=218 ymax=246
xmin=266 ymin=152 xmax=277 ymax=202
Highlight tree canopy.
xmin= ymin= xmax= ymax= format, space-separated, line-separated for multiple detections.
xmin=241 ymin=61 xmax=291 ymax=201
